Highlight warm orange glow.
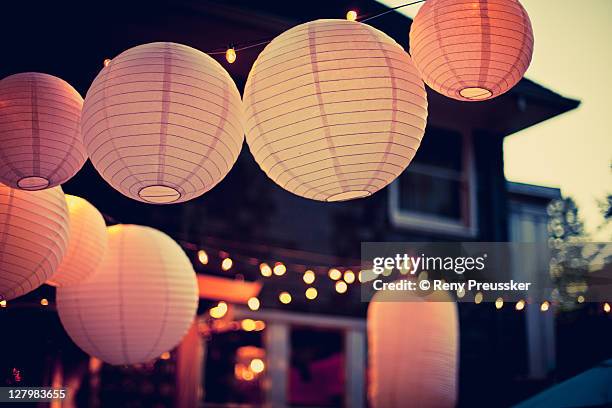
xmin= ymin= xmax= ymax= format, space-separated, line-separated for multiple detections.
xmin=540 ymin=301 xmax=550 ymax=312
xmin=250 ymin=358 xmax=265 ymax=373
xmin=604 ymin=303 xmax=611 ymax=313
xmin=343 ymin=270 xmax=356 ymax=284
xmin=226 ymin=48 xmax=236 ymax=63
xmin=260 ymin=263 xmax=272 ymax=277
xmin=254 ymin=320 xmax=266 ymax=331
xmin=0 ymin=300 xmax=6 ymax=308
xmin=495 ymin=297 xmax=504 ymax=310
xmin=346 ymin=10 xmax=358 ymax=21
xmin=247 ymin=297 xmax=260 ymax=311
xmin=103 ymin=58 xmax=111 ymax=67
xmin=303 ymin=270 xmax=315 ymax=284
xmin=221 ymin=258 xmax=233 ymax=271
xmin=242 ymin=370 xmax=254 ymax=381
xmin=160 ymin=351 xmax=171 ymax=360
xmin=515 ymin=300 xmax=525 ymax=311
xmin=305 ymin=287 xmax=318 ymax=300
xmin=335 ymin=281 xmax=348 ymax=294
xmin=40 ymin=298 xmax=49 ymax=306
xmin=197 ymin=250 xmax=209 ymax=265
xmin=273 ymin=262 xmax=286 ymax=276
xmin=279 ymin=291 xmax=292 ymax=304
xmin=241 ymin=319 xmax=256 ymax=331
xmin=328 ymin=268 xmax=341 ymax=280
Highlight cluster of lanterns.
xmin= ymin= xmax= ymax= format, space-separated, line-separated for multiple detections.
xmin=0 ymin=0 xmax=534 ymax=204
xmin=0 ymin=186 xmax=199 ymax=365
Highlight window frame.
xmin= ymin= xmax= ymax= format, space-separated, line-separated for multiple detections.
xmin=388 ymin=127 xmax=478 ymax=238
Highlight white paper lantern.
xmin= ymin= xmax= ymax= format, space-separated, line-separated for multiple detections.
xmin=81 ymin=42 xmax=244 ymax=204
xmin=410 ymin=0 xmax=534 ymax=101
xmin=47 ymin=195 xmax=107 ymax=287
xmin=368 ymin=290 xmax=459 ymax=408
xmin=57 ymin=224 xmax=199 ymax=365
xmin=0 ymin=184 xmax=69 ymax=300
xmin=244 ymin=19 xmax=428 ymax=202
xmin=0 ymin=73 xmax=86 ymax=190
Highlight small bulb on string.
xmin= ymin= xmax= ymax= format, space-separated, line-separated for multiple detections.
xmin=279 ymin=291 xmax=292 ymax=304
xmin=40 ymin=298 xmax=49 ymax=306
xmin=103 ymin=58 xmax=111 ymax=67
xmin=226 ymin=47 xmax=236 ymax=64
xmin=604 ymin=303 xmax=611 ymax=313
xmin=221 ymin=257 xmax=233 ymax=271
xmin=346 ymin=10 xmax=358 ymax=21
xmin=198 ymin=249 xmax=209 ymax=265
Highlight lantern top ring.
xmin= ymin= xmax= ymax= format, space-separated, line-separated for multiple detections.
xmin=17 ymin=176 xmax=50 ymax=190
xmin=138 ymin=185 xmax=182 ymax=204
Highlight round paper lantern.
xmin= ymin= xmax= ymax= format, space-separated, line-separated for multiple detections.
xmin=0 ymin=184 xmax=69 ymax=300
xmin=81 ymin=42 xmax=244 ymax=204
xmin=46 ymin=195 xmax=107 ymax=287
xmin=0 ymin=73 xmax=86 ymax=190
xmin=57 ymin=224 xmax=199 ymax=365
xmin=410 ymin=0 xmax=534 ymax=101
xmin=368 ymin=290 xmax=458 ymax=408
xmin=244 ymin=19 xmax=428 ymax=202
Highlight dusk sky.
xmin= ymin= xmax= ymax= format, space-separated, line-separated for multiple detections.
xmin=379 ymin=0 xmax=612 ymax=238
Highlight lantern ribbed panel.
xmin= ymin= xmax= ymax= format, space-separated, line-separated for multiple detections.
xmin=81 ymin=42 xmax=244 ymax=204
xmin=57 ymin=225 xmax=199 ymax=365
xmin=47 ymin=195 xmax=107 ymax=287
xmin=368 ymin=292 xmax=458 ymax=408
xmin=244 ymin=19 xmax=428 ymax=202
xmin=0 ymin=73 xmax=86 ymax=190
xmin=410 ymin=0 xmax=534 ymax=101
xmin=0 ymin=184 xmax=69 ymax=300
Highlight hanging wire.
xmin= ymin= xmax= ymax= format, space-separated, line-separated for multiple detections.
xmin=205 ymin=0 xmax=427 ymax=56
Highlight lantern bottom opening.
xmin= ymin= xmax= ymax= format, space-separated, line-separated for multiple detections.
xmin=326 ymin=190 xmax=371 ymax=202
xmin=138 ymin=185 xmax=181 ymax=204
xmin=17 ymin=176 xmax=50 ymax=190
xmin=459 ymin=87 xmax=493 ymax=100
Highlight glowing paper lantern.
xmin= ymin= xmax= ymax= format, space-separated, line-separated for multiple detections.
xmin=410 ymin=0 xmax=534 ymax=101
xmin=0 ymin=185 xmax=69 ymax=300
xmin=244 ymin=19 xmax=428 ymax=202
xmin=368 ymin=290 xmax=458 ymax=408
xmin=0 ymin=73 xmax=86 ymax=190
xmin=57 ymin=224 xmax=199 ymax=365
xmin=46 ymin=195 xmax=107 ymax=287
xmin=81 ymin=42 xmax=244 ymax=204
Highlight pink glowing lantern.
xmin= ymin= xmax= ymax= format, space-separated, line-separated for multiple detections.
xmin=410 ymin=0 xmax=534 ymax=101
xmin=0 ymin=184 xmax=70 ymax=300
xmin=0 ymin=73 xmax=86 ymax=190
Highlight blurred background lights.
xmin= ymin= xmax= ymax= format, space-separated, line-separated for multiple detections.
xmin=343 ymin=270 xmax=355 ymax=284
xmin=279 ymin=292 xmax=292 ymax=304
xmin=495 ymin=298 xmax=504 ymax=310
xmin=515 ymin=300 xmax=525 ymax=311
xmin=247 ymin=297 xmax=260 ymax=311
xmin=305 ymin=287 xmax=318 ymax=300
xmin=221 ymin=258 xmax=233 ymax=271
xmin=541 ymin=301 xmax=550 ymax=312
xmin=197 ymin=250 xmax=209 ymax=265
xmin=303 ymin=270 xmax=315 ymax=284
xmin=335 ymin=281 xmax=348 ymax=294
xmin=273 ymin=262 xmax=286 ymax=276
xmin=250 ymin=358 xmax=265 ymax=373
xmin=328 ymin=268 xmax=341 ymax=280
xmin=260 ymin=263 xmax=272 ymax=277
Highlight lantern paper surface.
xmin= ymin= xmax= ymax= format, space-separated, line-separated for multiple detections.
xmin=57 ymin=224 xmax=199 ymax=365
xmin=368 ymin=291 xmax=458 ymax=408
xmin=0 ymin=73 xmax=86 ymax=190
xmin=0 ymin=184 xmax=69 ymax=300
xmin=47 ymin=195 xmax=107 ymax=287
xmin=81 ymin=42 xmax=244 ymax=204
xmin=410 ymin=0 xmax=534 ymax=101
xmin=244 ymin=19 xmax=428 ymax=202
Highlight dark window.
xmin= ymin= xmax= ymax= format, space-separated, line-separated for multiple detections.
xmin=397 ymin=127 xmax=468 ymax=222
